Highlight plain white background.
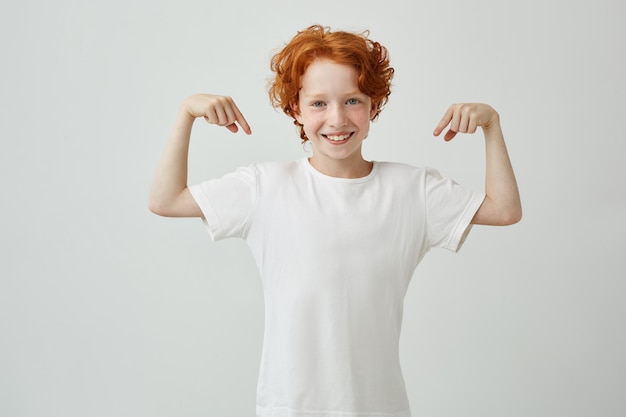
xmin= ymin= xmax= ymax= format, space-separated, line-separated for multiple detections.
xmin=1 ymin=0 xmax=624 ymax=416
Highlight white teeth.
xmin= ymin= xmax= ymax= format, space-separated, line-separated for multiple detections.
xmin=326 ymin=134 xmax=350 ymax=141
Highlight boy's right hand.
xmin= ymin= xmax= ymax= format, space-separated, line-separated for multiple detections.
xmin=182 ymin=94 xmax=252 ymax=135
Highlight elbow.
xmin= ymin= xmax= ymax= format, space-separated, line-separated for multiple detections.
xmin=503 ymin=210 xmax=522 ymax=226
xmin=148 ymin=197 xmax=169 ymax=217
xmin=147 ymin=187 xmax=199 ymax=218
xmin=476 ymin=196 xmax=522 ymax=226
xmin=501 ymin=204 xmax=523 ymax=226
xmin=148 ymin=202 xmax=163 ymax=216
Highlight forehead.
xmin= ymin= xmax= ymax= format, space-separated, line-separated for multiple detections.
xmin=300 ymin=58 xmax=360 ymax=94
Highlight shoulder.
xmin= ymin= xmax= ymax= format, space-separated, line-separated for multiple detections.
xmin=375 ymin=160 xmax=433 ymax=179
xmin=237 ymin=159 xmax=308 ymax=190
xmin=251 ymin=158 xmax=304 ymax=178
xmin=375 ymin=162 xmax=458 ymax=197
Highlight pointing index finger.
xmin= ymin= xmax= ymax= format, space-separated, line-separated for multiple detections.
xmin=233 ymin=106 xmax=252 ymax=135
xmin=433 ymin=106 xmax=454 ymax=136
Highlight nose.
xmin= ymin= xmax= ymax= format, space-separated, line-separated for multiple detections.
xmin=328 ymin=104 xmax=347 ymax=127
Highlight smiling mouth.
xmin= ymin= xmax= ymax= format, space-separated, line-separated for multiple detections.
xmin=323 ymin=133 xmax=353 ymax=143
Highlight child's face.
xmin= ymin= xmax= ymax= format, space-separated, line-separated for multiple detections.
xmin=295 ymin=59 xmax=377 ymax=169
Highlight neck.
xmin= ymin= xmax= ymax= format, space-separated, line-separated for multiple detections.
xmin=308 ymin=157 xmax=373 ymax=179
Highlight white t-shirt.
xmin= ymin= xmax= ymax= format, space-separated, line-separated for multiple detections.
xmin=190 ymin=158 xmax=485 ymax=417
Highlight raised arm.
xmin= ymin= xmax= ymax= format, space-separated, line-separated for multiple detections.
xmin=148 ymin=94 xmax=252 ymax=217
xmin=433 ymin=103 xmax=522 ymax=226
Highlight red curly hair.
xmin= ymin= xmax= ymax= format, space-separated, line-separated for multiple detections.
xmin=268 ymin=25 xmax=394 ymax=142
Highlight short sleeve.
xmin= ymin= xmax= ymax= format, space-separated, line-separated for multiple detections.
xmin=424 ymin=167 xmax=485 ymax=252
xmin=188 ymin=165 xmax=257 ymax=241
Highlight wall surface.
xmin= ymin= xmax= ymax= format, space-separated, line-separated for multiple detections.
xmin=1 ymin=0 xmax=625 ymax=416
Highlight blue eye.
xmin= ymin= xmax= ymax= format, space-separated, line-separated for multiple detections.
xmin=347 ymin=98 xmax=360 ymax=105
xmin=312 ymin=101 xmax=325 ymax=107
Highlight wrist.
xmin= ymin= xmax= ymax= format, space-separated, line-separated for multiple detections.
xmin=482 ymin=111 xmax=501 ymax=133
xmin=176 ymin=103 xmax=197 ymax=124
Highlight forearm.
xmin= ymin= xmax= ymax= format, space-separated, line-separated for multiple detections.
xmin=476 ymin=117 xmax=522 ymax=225
xmin=148 ymin=107 xmax=198 ymax=216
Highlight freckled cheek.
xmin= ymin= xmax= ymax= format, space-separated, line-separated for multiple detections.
xmin=347 ymin=108 xmax=372 ymax=122
xmin=300 ymin=117 xmax=325 ymax=139
xmin=301 ymin=114 xmax=325 ymax=130
xmin=352 ymin=114 xmax=372 ymax=128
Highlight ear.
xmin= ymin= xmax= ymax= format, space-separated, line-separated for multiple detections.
xmin=292 ymin=101 xmax=303 ymax=124
xmin=370 ymin=101 xmax=379 ymax=120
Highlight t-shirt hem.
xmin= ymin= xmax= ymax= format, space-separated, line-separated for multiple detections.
xmin=256 ymin=406 xmax=411 ymax=417
xmin=445 ymin=191 xmax=486 ymax=253
xmin=188 ymin=183 xmax=222 ymax=241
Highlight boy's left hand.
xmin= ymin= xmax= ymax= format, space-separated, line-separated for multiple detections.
xmin=433 ymin=103 xmax=499 ymax=141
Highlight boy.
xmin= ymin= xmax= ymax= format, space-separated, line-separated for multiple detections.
xmin=149 ymin=25 xmax=521 ymax=417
